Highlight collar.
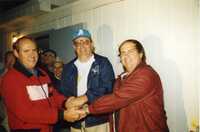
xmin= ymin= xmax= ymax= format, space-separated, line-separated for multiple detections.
xmin=71 ymin=54 xmax=102 ymax=70
xmin=74 ymin=54 xmax=95 ymax=66
xmin=119 ymin=61 xmax=147 ymax=79
xmin=13 ymin=60 xmax=45 ymax=78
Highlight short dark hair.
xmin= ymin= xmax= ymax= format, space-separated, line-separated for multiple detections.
xmin=119 ymin=39 xmax=146 ymax=62
xmin=12 ymin=36 xmax=37 ymax=52
xmin=42 ymin=49 xmax=57 ymax=58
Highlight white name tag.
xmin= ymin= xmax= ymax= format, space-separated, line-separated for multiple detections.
xmin=26 ymin=84 xmax=48 ymax=101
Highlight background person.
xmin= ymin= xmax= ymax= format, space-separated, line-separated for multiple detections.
xmin=53 ymin=60 xmax=64 ymax=90
xmin=0 ymin=50 xmax=16 ymax=132
xmin=52 ymin=60 xmax=70 ymax=132
xmin=0 ymin=51 xmax=16 ymax=76
xmin=39 ymin=49 xmax=58 ymax=86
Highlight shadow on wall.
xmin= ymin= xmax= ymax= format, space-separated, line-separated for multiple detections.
xmin=96 ymin=24 xmax=114 ymax=56
xmin=142 ymin=35 xmax=188 ymax=132
xmin=96 ymin=24 xmax=122 ymax=75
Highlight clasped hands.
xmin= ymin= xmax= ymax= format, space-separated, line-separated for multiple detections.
xmin=63 ymin=95 xmax=89 ymax=122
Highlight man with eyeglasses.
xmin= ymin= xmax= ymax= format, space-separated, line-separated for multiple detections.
xmin=60 ymin=29 xmax=115 ymax=132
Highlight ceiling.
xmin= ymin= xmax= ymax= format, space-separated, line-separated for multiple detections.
xmin=0 ymin=0 xmax=30 ymax=13
xmin=0 ymin=0 xmax=79 ymax=31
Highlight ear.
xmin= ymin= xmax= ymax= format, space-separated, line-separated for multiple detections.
xmin=72 ymin=44 xmax=76 ymax=50
xmin=91 ymin=45 xmax=95 ymax=53
xmin=13 ymin=49 xmax=19 ymax=59
xmin=139 ymin=53 xmax=143 ymax=59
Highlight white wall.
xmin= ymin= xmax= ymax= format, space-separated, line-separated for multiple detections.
xmin=14 ymin=0 xmax=199 ymax=131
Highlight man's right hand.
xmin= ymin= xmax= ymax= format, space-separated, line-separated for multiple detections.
xmin=65 ymin=95 xmax=88 ymax=109
xmin=63 ymin=107 xmax=86 ymax=122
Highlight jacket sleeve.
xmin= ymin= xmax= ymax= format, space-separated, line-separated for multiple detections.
xmin=86 ymin=58 xmax=115 ymax=103
xmin=89 ymin=68 xmax=156 ymax=114
xmin=59 ymin=64 xmax=74 ymax=97
xmin=2 ymin=75 xmax=59 ymax=124
xmin=49 ymin=87 xmax=67 ymax=109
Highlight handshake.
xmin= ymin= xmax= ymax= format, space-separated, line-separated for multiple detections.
xmin=63 ymin=95 xmax=89 ymax=122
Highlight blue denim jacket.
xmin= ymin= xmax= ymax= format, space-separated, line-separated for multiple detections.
xmin=60 ymin=54 xmax=115 ymax=128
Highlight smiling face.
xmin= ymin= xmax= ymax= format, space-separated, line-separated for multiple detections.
xmin=14 ymin=38 xmax=38 ymax=70
xmin=73 ymin=37 xmax=94 ymax=61
xmin=119 ymin=42 xmax=143 ymax=73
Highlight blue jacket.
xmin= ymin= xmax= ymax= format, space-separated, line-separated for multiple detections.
xmin=60 ymin=54 xmax=115 ymax=128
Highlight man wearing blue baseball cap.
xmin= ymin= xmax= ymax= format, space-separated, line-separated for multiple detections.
xmin=60 ymin=29 xmax=115 ymax=132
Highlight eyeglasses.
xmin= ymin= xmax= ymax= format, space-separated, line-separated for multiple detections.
xmin=74 ymin=39 xmax=91 ymax=48
xmin=119 ymin=48 xmax=137 ymax=57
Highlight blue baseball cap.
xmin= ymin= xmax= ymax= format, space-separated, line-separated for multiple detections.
xmin=72 ymin=29 xmax=92 ymax=41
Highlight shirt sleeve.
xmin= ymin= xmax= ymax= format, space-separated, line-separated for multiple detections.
xmin=49 ymin=87 xmax=67 ymax=109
